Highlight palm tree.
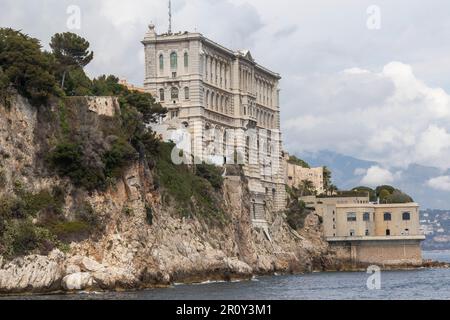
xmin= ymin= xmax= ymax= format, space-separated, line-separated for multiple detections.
xmin=323 ymin=166 xmax=332 ymax=195
xmin=329 ymin=184 xmax=339 ymax=196
xmin=299 ymin=179 xmax=316 ymax=197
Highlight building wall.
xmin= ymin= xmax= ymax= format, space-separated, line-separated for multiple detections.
xmin=142 ymin=26 xmax=286 ymax=225
xmin=323 ymin=203 xmax=422 ymax=238
xmin=286 ymin=164 xmax=324 ymax=194
xmin=329 ymin=240 xmax=423 ymax=266
xmin=86 ymin=96 xmax=119 ymax=117
xmin=373 ymin=205 xmax=421 ymax=237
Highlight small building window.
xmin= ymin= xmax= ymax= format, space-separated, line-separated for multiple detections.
xmin=170 ymin=52 xmax=178 ymax=69
xmin=184 ymin=52 xmax=189 ymax=68
xmin=159 ymin=54 xmax=164 ymax=71
xmin=350 ymin=230 xmax=355 ymax=237
xmin=384 ymin=213 xmax=392 ymax=221
xmin=171 ymin=87 xmax=179 ymax=100
xmin=386 ymin=229 xmax=391 ymax=236
xmin=363 ymin=212 xmax=371 ymax=222
xmin=365 ymin=229 xmax=370 ymax=236
xmin=159 ymin=89 xmax=165 ymax=101
xmin=184 ymin=87 xmax=190 ymax=100
xmin=402 ymin=212 xmax=411 ymax=221
xmin=347 ymin=213 xmax=357 ymax=222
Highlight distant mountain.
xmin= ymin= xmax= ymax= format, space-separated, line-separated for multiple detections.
xmin=295 ymin=150 xmax=450 ymax=210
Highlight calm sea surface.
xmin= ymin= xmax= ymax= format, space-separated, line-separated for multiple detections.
xmin=2 ymin=251 xmax=450 ymax=300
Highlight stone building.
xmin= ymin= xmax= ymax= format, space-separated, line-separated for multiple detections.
xmin=314 ymin=196 xmax=425 ymax=265
xmin=284 ymin=153 xmax=325 ymax=194
xmin=142 ymin=25 xmax=286 ymax=227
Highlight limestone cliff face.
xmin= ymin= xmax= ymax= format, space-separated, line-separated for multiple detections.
xmin=0 ymin=95 xmax=333 ymax=294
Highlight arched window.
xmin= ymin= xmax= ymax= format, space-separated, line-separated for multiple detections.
xmin=384 ymin=213 xmax=392 ymax=221
xmin=171 ymin=87 xmax=179 ymax=100
xmin=184 ymin=87 xmax=190 ymax=100
xmin=159 ymin=54 xmax=164 ymax=71
xmin=402 ymin=212 xmax=411 ymax=221
xmin=211 ymin=92 xmax=215 ymax=108
xmin=216 ymin=96 xmax=219 ymax=111
xmin=170 ymin=52 xmax=178 ymax=69
xmin=184 ymin=52 xmax=189 ymax=68
xmin=205 ymin=91 xmax=210 ymax=108
xmin=159 ymin=88 xmax=165 ymax=101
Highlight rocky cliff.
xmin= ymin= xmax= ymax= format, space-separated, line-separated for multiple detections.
xmin=0 ymin=95 xmax=334 ymax=294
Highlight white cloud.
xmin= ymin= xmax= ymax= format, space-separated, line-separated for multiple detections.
xmin=285 ymin=61 xmax=450 ymax=171
xmin=360 ymin=166 xmax=395 ymax=187
xmin=427 ymin=176 xmax=450 ymax=192
xmin=354 ymin=168 xmax=367 ymax=176
xmin=3 ymin=0 xmax=450 ymax=176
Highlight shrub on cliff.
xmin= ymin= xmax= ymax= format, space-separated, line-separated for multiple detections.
xmin=286 ymin=199 xmax=310 ymax=230
xmin=288 ymin=155 xmax=310 ymax=168
xmin=0 ymin=28 xmax=60 ymax=105
xmin=196 ymin=163 xmax=224 ymax=190
xmin=154 ymin=142 xmax=228 ymax=225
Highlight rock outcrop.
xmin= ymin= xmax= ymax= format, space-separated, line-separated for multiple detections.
xmin=0 ymin=95 xmax=334 ymax=294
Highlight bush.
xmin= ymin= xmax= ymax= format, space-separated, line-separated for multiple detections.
xmin=145 ymin=205 xmax=153 ymax=225
xmin=288 ymin=155 xmax=310 ymax=168
xmin=49 ymin=221 xmax=92 ymax=243
xmin=155 ymin=142 xmax=229 ymax=225
xmin=47 ymin=141 xmax=105 ymax=190
xmin=0 ymin=169 xmax=6 ymax=188
xmin=1 ymin=219 xmax=57 ymax=258
xmin=286 ymin=200 xmax=310 ymax=230
xmin=104 ymin=138 xmax=138 ymax=180
xmin=196 ymin=163 xmax=224 ymax=190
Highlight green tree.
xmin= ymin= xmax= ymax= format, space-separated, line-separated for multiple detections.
xmin=379 ymin=189 xmax=391 ymax=203
xmin=329 ymin=184 xmax=339 ymax=195
xmin=50 ymin=32 xmax=94 ymax=89
xmin=352 ymin=186 xmax=377 ymax=202
xmin=288 ymin=155 xmax=310 ymax=168
xmin=323 ymin=166 xmax=332 ymax=194
xmin=299 ymin=179 xmax=316 ymax=197
xmin=0 ymin=28 xmax=59 ymax=105
xmin=375 ymin=185 xmax=395 ymax=197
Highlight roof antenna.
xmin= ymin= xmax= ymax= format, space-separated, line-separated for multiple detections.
xmin=168 ymin=0 xmax=172 ymax=34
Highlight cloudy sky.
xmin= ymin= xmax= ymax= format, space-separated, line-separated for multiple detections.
xmin=2 ymin=0 xmax=450 ymax=204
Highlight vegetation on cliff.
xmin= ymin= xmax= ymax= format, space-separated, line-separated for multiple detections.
xmin=287 ymin=155 xmax=310 ymax=168
xmin=285 ymin=186 xmax=313 ymax=230
xmin=0 ymin=28 xmax=231 ymax=259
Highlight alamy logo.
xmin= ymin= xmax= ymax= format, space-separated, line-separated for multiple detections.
xmin=366 ymin=5 xmax=381 ymax=30
xmin=168 ymin=127 xmax=282 ymax=176
xmin=366 ymin=265 xmax=381 ymax=290
xmin=66 ymin=5 xmax=81 ymax=30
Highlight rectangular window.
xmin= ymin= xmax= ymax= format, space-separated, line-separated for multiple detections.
xmin=347 ymin=213 xmax=357 ymax=222
xmin=363 ymin=212 xmax=371 ymax=222
xmin=384 ymin=213 xmax=392 ymax=221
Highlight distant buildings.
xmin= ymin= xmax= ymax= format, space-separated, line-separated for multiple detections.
xmin=303 ymin=194 xmax=425 ymax=266
xmin=284 ymin=152 xmax=325 ymax=195
xmin=119 ymin=79 xmax=146 ymax=93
